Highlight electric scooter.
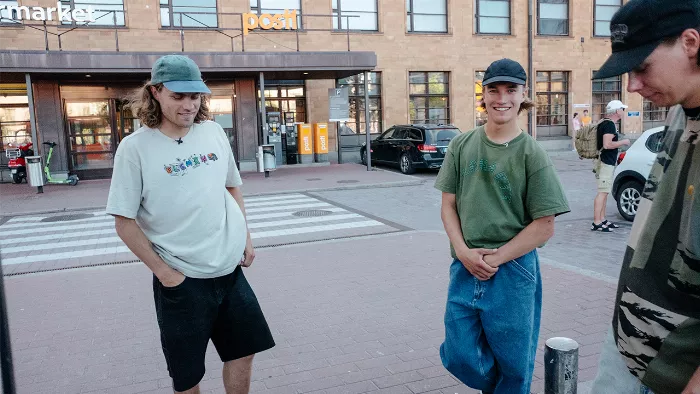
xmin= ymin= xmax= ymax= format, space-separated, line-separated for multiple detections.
xmin=42 ymin=142 xmax=79 ymax=186
xmin=5 ymin=142 xmax=34 ymax=184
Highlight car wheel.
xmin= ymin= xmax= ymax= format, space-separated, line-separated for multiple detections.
xmin=617 ymin=180 xmax=643 ymax=221
xmin=361 ymin=149 xmax=367 ymax=165
xmin=399 ymin=153 xmax=415 ymax=175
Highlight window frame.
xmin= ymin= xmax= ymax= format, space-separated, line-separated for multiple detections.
xmin=537 ymin=0 xmax=568 ymax=36
xmin=642 ymin=98 xmax=670 ymax=131
xmin=591 ymin=70 xmax=622 ymax=123
xmin=406 ymin=0 xmax=448 ymax=34
xmin=409 ymin=71 xmax=450 ymax=125
xmin=593 ymin=0 xmax=622 ymax=37
xmin=160 ymin=0 xmax=219 ymax=29
xmin=535 ymin=71 xmax=569 ymax=137
xmin=58 ymin=0 xmax=127 ymax=27
xmin=336 ymin=72 xmax=383 ymax=135
xmin=475 ymin=0 xmax=511 ymax=35
xmin=333 ymin=0 xmax=379 ymax=32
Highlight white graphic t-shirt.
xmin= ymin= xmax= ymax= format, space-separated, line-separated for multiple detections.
xmin=106 ymin=120 xmax=247 ymax=279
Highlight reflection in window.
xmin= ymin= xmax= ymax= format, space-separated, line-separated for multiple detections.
xmin=1 ymin=1 xmax=20 ymax=24
xmin=0 ymin=89 xmax=31 ymax=170
xmin=60 ymin=0 xmax=126 ymax=26
xmin=409 ymin=72 xmax=450 ymax=125
xmin=250 ymin=0 xmax=301 ymax=28
xmin=66 ymin=100 xmax=113 ymax=170
xmin=407 ymin=0 xmax=447 ymax=33
xmin=337 ymin=72 xmax=382 ymax=134
xmin=333 ymin=0 xmax=378 ymax=31
xmin=475 ymin=0 xmax=510 ymax=34
xmin=160 ymin=0 xmax=218 ymax=28
xmin=594 ymin=0 xmax=621 ymax=37
xmin=258 ymin=83 xmax=307 ymax=124
xmin=536 ymin=71 xmax=569 ymax=137
xmin=538 ymin=0 xmax=568 ymax=36
xmin=475 ymin=71 xmax=487 ymax=127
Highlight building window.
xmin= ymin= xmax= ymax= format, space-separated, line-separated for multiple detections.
xmin=409 ymin=72 xmax=450 ymax=125
xmin=475 ymin=0 xmax=510 ymax=35
xmin=536 ymin=71 xmax=569 ymax=137
xmin=160 ymin=0 xmax=218 ymax=28
xmin=643 ymin=99 xmax=669 ymax=130
xmin=475 ymin=71 xmax=487 ymax=127
xmin=592 ymin=71 xmax=622 ymax=122
xmin=0 ymin=87 xmax=31 ymax=170
xmin=594 ymin=0 xmax=621 ymax=37
xmin=0 ymin=1 xmax=19 ymax=24
xmin=538 ymin=0 xmax=568 ymax=36
xmin=333 ymin=0 xmax=378 ymax=31
xmin=250 ymin=0 xmax=301 ymax=28
xmin=407 ymin=0 xmax=447 ymax=33
xmin=258 ymin=82 xmax=307 ymax=124
xmin=59 ymin=0 xmax=126 ymax=26
xmin=337 ymin=72 xmax=382 ymax=134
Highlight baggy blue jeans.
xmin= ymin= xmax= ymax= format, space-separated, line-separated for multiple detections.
xmin=440 ymin=250 xmax=542 ymax=394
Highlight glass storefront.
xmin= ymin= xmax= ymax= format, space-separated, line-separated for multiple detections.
xmin=0 ymin=86 xmax=31 ymax=169
xmin=66 ymin=100 xmax=115 ymax=170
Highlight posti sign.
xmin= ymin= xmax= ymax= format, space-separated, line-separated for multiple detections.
xmin=242 ymin=9 xmax=298 ymax=35
xmin=0 ymin=3 xmax=96 ymax=23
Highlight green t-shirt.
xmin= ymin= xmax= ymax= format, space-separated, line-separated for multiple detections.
xmin=434 ymin=126 xmax=570 ymax=257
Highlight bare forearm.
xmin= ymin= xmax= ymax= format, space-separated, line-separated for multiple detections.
xmin=486 ymin=216 xmax=555 ymax=267
xmin=227 ymin=187 xmax=248 ymax=221
xmin=441 ymin=203 xmax=469 ymax=254
xmin=114 ymin=217 xmax=173 ymax=280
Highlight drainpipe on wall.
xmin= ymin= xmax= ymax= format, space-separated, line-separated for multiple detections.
xmin=528 ymin=0 xmax=534 ymax=137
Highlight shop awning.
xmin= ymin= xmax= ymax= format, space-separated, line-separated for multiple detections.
xmin=0 ymin=50 xmax=377 ymax=80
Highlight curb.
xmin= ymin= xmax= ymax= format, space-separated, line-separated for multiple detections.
xmin=0 ymin=179 xmax=426 ymax=218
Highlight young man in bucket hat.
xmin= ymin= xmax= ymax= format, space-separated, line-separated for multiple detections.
xmin=589 ymin=0 xmax=700 ymax=393
xmin=435 ymin=58 xmax=570 ymax=394
xmin=107 ymin=55 xmax=275 ymax=393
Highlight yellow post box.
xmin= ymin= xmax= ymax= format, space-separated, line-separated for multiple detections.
xmin=297 ymin=123 xmax=313 ymax=164
xmin=313 ymin=123 xmax=329 ymax=162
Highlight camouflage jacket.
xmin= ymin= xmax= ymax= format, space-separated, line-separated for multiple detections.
xmin=612 ymin=105 xmax=700 ymax=394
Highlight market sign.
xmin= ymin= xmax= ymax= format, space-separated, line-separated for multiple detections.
xmin=0 ymin=3 xmax=96 ymax=23
xmin=242 ymin=10 xmax=298 ymax=35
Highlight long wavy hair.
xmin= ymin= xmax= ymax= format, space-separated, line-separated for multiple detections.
xmin=127 ymin=81 xmax=210 ymax=128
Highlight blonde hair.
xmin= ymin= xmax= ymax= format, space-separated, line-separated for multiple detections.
xmin=127 ymin=81 xmax=210 ymax=128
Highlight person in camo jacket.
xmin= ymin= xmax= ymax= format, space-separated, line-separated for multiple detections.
xmin=589 ymin=1 xmax=700 ymax=393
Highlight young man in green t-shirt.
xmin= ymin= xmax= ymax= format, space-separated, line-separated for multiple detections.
xmin=435 ymin=58 xmax=570 ymax=394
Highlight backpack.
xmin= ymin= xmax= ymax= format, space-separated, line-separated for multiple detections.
xmin=574 ymin=119 xmax=605 ymax=159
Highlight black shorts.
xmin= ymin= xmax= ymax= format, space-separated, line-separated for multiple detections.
xmin=153 ymin=266 xmax=275 ymax=392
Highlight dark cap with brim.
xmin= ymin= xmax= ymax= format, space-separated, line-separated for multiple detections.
xmin=483 ymin=59 xmax=527 ymax=86
xmin=593 ymin=0 xmax=700 ymax=80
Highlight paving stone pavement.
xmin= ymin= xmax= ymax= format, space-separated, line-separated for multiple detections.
xmin=4 ymin=231 xmax=616 ymax=394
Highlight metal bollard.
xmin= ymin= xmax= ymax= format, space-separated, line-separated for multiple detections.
xmin=544 ymin=337 xmax=579 ymax=394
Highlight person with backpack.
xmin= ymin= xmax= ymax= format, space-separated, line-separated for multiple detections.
xmin=591 ymin=100 xmax=631 ymax=232
xmin=435 ymin=58 xmax=570 ymax=394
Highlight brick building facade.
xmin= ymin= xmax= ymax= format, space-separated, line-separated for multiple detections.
xmin=0 ymin=0 xmax=666 ymax=180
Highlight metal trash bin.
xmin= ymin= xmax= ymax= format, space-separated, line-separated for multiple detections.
xmin=256 ymin=145 xmax=277 ymax=178
xmin=25 ymin=155 xmax=45 ymax=193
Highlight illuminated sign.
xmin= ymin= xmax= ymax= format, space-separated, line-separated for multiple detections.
xmin=242 ymin=10 xmax=298 ymax=35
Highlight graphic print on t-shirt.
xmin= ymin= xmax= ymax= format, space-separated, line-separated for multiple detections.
xmin=163 ymin=152 xmax=219 ymax=176
xmin=463 ymin=158 xmax=513 ymax=203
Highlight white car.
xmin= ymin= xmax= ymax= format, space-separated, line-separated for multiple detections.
xmin=612 ymin=126 xmax=667 ymax=221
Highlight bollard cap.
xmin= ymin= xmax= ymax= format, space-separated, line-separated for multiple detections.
xmin=545 ymin=337 xmax=579 ymax=351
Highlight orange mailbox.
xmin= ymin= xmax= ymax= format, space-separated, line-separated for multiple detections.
xmin=297 ymin=123 xmax=313 ymax=164
xmin=313 ymin=123 xmax=328 ymax=162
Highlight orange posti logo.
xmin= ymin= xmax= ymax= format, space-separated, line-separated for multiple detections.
xmin=243 ymin=10 xmax=298 ymax=35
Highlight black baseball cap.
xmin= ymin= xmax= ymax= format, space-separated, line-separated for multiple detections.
xmin=593 ymin=0 xmax=700 ymax=80
xmin=482 ymin=59 xmax=527 ymax=86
